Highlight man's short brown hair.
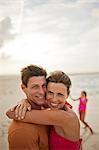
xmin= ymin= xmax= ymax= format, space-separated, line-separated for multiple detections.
xmin=21 ymin=64 xmax=47 ymax=87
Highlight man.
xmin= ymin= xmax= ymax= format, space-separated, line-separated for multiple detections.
xmin=7 ymin=64 xmax=49 ymax=150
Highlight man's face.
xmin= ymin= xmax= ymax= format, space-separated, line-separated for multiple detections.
xmin=46 ymin=82 xmax=68 ymax=110
xmin=22 ymin=76 xmax=46 ymax=106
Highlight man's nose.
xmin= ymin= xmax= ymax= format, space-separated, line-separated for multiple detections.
xmin=39 ymin=87 xmax=45 ymax=95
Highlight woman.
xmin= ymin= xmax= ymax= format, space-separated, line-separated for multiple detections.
xmin=6 ymin=71 xmax=81 ymax=150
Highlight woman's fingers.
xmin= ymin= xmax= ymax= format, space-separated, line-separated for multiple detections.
xmin=17 ymin=104 xmax=24 ymax=120
xmin=21 ymin=107 xmax=28 ymax=119
xmin=10 ymin=99 xmax=31 ymax=120
xmin=15 ymin=104 xmax=21 ymax=118
xmin=10 ymin=105 xmax=17 ymax=111
xmin=27 ymin=105 xmax=31 ymax=111
xmin=14 ymin=101 xmax=31 ymax=119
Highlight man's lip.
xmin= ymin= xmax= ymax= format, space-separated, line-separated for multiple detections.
xmin=36 ymin=96 xmax=45 ymax=99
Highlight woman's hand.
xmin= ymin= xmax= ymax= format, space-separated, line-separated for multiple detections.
xmin=10 ymin=99 xmax=31 ymax=120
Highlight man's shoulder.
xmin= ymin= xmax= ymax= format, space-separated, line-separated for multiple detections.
xmin=8 ymin=120 xmax=41 ymax=133
xmin=8 ymin=120 xmax=48 ymax=131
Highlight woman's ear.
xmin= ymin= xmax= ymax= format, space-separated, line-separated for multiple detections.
xmin=65 ymin=95 xmax=69 ymax=99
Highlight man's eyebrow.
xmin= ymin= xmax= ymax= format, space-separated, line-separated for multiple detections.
xmin=32 ymin=84 xmax=39 ymax=86
xmin=32 ymin=83 xmax=46 ymax=86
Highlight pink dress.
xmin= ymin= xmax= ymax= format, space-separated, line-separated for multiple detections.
xmin=78 ymin=97 xmax=88 ymax=112
xmin=49 ymin=127 xmax=81 ymax=150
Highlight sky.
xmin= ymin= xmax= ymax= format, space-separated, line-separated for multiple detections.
xmin=0 ymin=0 xmax=99 ymax=75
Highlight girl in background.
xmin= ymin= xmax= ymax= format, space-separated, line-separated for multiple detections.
xmin=70 ymin=91 xmax=93 ymax=134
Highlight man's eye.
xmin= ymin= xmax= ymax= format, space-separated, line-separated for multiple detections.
xmin=32 ymin=85 xmax=38 ymax=89
xmin=58 ymin=93 xmax=64 ymax=97
xmin=43 ymin=84 xmax=46 ymax=88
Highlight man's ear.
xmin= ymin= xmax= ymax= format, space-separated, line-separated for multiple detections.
xmin=21 ymin=84 xmax=26 ymax=92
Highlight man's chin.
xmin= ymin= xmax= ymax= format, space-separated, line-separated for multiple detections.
xmin=28 ymin=98 xmax=45 ymax=105
xmin=35 ymin=98 xmax=45 ymax=105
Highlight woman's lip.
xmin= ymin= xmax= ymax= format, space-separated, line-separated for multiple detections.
xmin=50 ymin=103 xmax=58 ymax=107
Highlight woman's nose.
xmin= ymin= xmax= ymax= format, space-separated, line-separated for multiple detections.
xmin=52 ymin=94 xmax=57 ymax=102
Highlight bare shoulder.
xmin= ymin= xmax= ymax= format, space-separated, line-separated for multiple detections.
xmin=63 ymin=107 xmax=80 ymax=140
xmin=62 ymin=107 xmax=80 ymax=127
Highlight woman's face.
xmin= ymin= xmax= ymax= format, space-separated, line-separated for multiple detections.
xmin=46 ymin=82 xmax=68 ymax=110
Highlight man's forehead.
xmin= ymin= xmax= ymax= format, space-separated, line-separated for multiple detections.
xmin=28 ymin=76 xmax=46 ymax=83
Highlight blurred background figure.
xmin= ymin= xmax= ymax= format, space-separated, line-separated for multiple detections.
xmin=70 ymin=90 xmax=93 ymax=134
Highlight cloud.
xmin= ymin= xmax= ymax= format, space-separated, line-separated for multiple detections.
xmin=0 ymin=0 xmax=98 ymax=74
xmin=0 ymin=16 xmax=16 ymax=47
xmin=21 ymin=0 xmax=98 ymax=37
xmin=0 ymin=52 xmax=11 ymax=60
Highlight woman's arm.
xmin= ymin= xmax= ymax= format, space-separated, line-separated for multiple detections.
xmin=6 ymin=99 xmax=32 ymax=120
xmin=6 ymin=108 xmax=72 ymax=127
xmin=8 ymin=99 xmax=49 ymax=119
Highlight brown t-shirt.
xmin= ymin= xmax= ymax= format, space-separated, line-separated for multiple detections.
xmin=8 ymin=120 xmax=49 ymax=150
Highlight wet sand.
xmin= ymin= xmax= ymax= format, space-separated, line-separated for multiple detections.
xmin=80 ymin=124 xmax=99 ymax=150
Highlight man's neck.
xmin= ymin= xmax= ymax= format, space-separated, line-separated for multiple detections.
xmin=27 ymin=100 xmax=41 ymax=110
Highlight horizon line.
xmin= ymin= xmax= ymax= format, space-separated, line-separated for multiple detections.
xmin=0 ymin=71 xmax=99 ymax=76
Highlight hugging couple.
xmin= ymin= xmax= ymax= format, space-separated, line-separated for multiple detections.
xmin=6 ymin=64 xmax=81 ymax=150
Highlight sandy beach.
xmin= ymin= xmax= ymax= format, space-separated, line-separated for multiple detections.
xmin=0 ymin=74 xmax=99 ymax=150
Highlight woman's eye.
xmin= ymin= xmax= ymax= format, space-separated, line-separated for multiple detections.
xmin=48 ymin=91 xmax=53 ymax=94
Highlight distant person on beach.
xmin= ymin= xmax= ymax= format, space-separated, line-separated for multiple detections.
xmin=6 ymin=64 xmax=49 ymax=150
xmin=7 ymin=70 xmax=81 ymax=150
xmin=70 ymin=90 xmax=93 ymax=134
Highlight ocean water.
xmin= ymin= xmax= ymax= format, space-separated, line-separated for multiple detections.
xmin=0 ymin=73 xmax=99 ymax=149
xmin=70 ymin=73 xmax=99 ymax=112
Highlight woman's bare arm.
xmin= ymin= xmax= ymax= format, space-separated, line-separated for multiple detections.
xmin=6 ymin=108 xmax=73 ymax=127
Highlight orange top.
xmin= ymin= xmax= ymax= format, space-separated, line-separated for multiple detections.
xmin=8 ymin=120 xmax=49 ymax=150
